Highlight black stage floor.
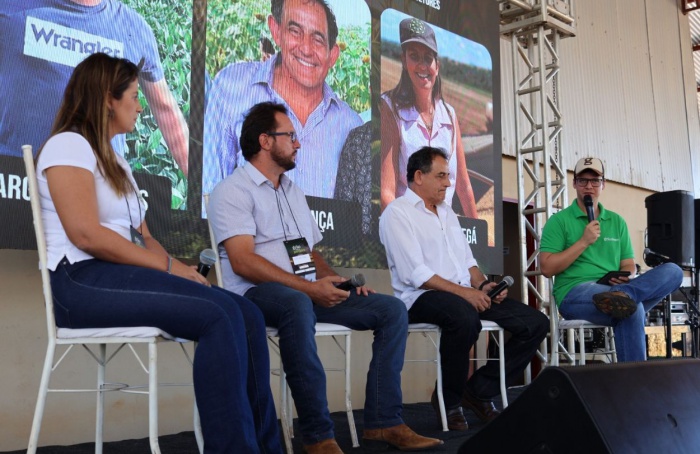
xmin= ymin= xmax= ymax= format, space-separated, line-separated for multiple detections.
xmin=8 ymin=387 xmax=523 ymax=453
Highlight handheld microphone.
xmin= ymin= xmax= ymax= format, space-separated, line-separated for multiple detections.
xmin=197 ymin=248 xmax=218 ymax=277
xmin=583 ymin=195 xmax=595 ymax=223
xmin=335 ymin=273 xmax=365 ymax=291
xmin=486 ymin=276 xmax=514 ymax=298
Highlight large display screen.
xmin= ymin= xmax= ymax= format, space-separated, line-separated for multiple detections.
xmin=0 ymin=0 xmax=502 ymax=274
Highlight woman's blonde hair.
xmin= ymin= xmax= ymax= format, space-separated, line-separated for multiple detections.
xmin=37 ymin=52 xmax=140 ymax=197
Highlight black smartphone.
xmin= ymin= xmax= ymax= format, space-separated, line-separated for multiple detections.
xmin=596 ymin=271 xmax=631 ymax=285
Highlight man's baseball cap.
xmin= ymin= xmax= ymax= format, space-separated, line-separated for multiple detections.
xmin=399 ymin=18 xmax=438 ymax=54
xmin=574 ymin=157 xmax=605 ymax=177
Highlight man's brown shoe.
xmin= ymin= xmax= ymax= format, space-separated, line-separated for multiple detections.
xmin=304 ymin=438 xmax=344 ymax=454
xmin=461 ymin=392 xmax=501 ymax=423
xmin=593 ymin=291 xmax=637 ymax=319
xmin=431 ymin=390 xmax=468 ymax=431
xmin=362 ymin=424 xmax=443 ymax=452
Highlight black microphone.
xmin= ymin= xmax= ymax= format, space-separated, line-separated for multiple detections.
xmin=644 ymin=247 xmax=670 ymax=264
xmin=486 ymin=276 xmax=514 ymax=298
xmin=197 ymin=248 xmax=218 ymax=277
xmin=583 ymin=195 xmax=595 ymax=223
xmin=335 ymin=273 xmax=365 ymax=291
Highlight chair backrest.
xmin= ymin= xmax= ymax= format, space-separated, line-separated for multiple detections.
xmin=202 ymin=194 xmax=224 ymax=287
xmin=22 ymin=144 xmax=58 ymax=341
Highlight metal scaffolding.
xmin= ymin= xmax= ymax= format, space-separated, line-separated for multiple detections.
xmin=499 ymin=0 xmax=576 ymax=365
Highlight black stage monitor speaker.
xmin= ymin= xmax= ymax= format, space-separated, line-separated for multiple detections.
xmin=645 ymin=190 xmax=694 ymax=268
xmin=459 ymin=359 xmax=700 ymax=454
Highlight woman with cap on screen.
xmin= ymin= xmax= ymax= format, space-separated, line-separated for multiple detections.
xmin=380 ymin=17 xmax=477 ymax=218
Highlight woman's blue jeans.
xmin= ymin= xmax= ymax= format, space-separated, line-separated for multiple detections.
xmin=50 ymin=258 xmax=282 ymax=454
xmin=559 ymin=263 xmax=684 ymax=362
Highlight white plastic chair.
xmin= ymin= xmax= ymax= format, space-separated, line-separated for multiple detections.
xmin=406 ymin=323 xmax=448 ymax=431
xmin=550 ymin=300 xmax=617 ymax=366
xmin=406 ymin=320 xmax=508 ymax=432
xmin=204 ymin=195 xmax=358 ymax=453
xmin=473 ymin=320 xmax=508 ymax=408
xmin=23 ymin=145 xmax=203 ymax=454
xmin=267 ymin=323 xmax=357 ymax=453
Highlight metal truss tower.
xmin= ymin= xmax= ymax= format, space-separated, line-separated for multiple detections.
xmin=499 ymin=1 xmax=576 ymax=365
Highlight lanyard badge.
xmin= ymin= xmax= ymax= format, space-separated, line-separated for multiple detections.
xmin=130 ymin=225 xmax=146 ymax=248
xmin=284 ymin=238 xmax=315 ymax=276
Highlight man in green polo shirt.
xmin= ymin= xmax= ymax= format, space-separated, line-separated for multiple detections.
xmin=540 ymin=157 xmax=683 ymax=362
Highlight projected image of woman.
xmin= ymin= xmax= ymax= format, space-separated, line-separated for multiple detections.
xmin=380 ymin=17 xmax=477 ymax=218
xmin=35 ymin=53 xmax=281 ymax=453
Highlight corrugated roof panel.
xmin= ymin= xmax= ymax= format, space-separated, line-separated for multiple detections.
xmin=499 ymin=0 xmax=697 ymax=194
xmin=646 ymin=0 xmax=694 ymax=191
xmin=560 ymin=1 xmax=633 ymax=184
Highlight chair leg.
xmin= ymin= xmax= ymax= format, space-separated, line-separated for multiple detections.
xmin=96 ymin=344 xmax=106 ymax=454
xmin=523 ymin=363 xmax=532 ymax=386
xmin=434 ymin=331 xmax=448 ymax=432
xmin=607 ymin=327 xmax=618 ymax=363
xmin=549 ymin=316 xmax=559 ymax=366
xmin=578 ymin=327 xmax=586 ymax=365
xmin=286 ymin=380 xmax=293 ymax=440
xmin=279 ymin=368 xmax=293 ymax=454
xmin=27 ymin=342 xmax=56 ymax=454
xmin=344 ymin=334 xmax=359 ymax=447
xmin=496 ymin=330 xmax=508 ymax=408
xmin=192 ymin=341 xmax=204 ymax=454
xmin=148 ymin=343 xmax=161 ymax=454
xmin=193 ymin=400 xmax=203 ymax=454
xmin=567 ymin=328 xmax=577 ymax=365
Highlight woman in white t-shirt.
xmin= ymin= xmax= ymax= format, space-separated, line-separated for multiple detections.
xmin=35 ymin=53 xmax=281 ymax=453
xmin=381 ymin=17 xmax=477 ymax=218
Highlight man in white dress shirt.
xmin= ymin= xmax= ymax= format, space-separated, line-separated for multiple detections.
xmin=379 ymin=146 xmax=548 ymax=431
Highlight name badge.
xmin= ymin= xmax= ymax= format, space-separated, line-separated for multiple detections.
xmin=284 ymin=238 xmax=315 ymax=276
xmin=130 ymin=225 xmax=146 ymax=248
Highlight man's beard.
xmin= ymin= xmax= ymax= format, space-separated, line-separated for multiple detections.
xmin=271 ymin=148 xmax=296 ymax=171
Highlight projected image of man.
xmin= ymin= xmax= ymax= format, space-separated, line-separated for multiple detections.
xmin=202 ymin=0 xmax=362 ymax=206
xmin=0 ymin=1 xmax=189 ymax=175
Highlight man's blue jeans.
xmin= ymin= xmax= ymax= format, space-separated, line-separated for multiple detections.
xmin=50 ymin=258 xmax=282 ymax=454
xmin=245 ymin=282 xmax=408 ymax=445
xmin=559 ymin=263 xmax=683 ymax=362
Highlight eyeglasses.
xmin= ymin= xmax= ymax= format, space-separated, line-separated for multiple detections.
xmin=267 ymin=131 xmax=297 ymax=143
xmin=574 ymin=177 xmax=604 ymax=187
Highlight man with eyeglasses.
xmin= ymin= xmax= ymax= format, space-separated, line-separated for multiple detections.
xmin=540 ymin=157 xmax=683 ymax=362
xmin=208 ymin=102 xmax=442 ymax=454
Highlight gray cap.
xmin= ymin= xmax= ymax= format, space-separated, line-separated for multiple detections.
xmin=399 ymin=18 xmax=438 ymax=54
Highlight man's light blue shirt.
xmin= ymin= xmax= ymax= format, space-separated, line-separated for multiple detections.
xmin=207 ymin=163 xmax=323 ymax=296
xmin=202 ymin=55 xmax=362 ymax=208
